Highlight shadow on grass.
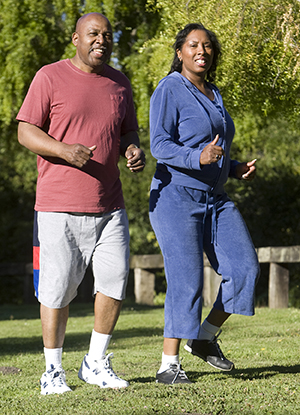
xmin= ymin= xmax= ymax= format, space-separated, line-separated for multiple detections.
xmin=0 ymin=301 xmax=162 ymax=321
xmin=130 ymin=364 xmax=300 ymax=384
xmin=185 ymin=364 xmax=300 ymax=383
xmin=0 ymin=326 xmax=164 ymax=356
xmin=0 ymin=302 xmax=95 ymax=321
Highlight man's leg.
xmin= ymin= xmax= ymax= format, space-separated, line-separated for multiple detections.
xmin=87 ymin=292 xmax=122 ymax=362
xmin=93 ymin=291 xmax=122 ymax=335
xmin=78 ymin=209 xmax=130 ymax=388
xmin=39 ymin=304 xmax=72 ymax=395
xmin=41 ymin=304 xmax=69 ymax=348
xmin=78 ymin=291 xmax=129 ymax=388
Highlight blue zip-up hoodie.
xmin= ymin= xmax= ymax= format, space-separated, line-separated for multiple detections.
xmin=150 ymin=72 xmax=238 ymax=194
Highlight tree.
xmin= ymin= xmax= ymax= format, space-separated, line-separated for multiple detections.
xmin=144 ymin=0 xmax=300 ymax=119
xmin=0 ymin=0 xmax=81 ymax=263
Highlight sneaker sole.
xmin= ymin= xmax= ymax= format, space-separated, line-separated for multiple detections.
xmin=184 ymin=344 xmax=234 ymax=372
xmin=156 ymin=378 xmax=192 ymax=385
xmin=79 ymin=377 xmax=128 ymax=388
xmin=41 ymin=388 xmax=71 ymax=395
xmin=78 ymin=371 xmax=129 ymax=388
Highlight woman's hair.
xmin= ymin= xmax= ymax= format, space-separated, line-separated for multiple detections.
xmin=169 ymin=23 xmax=221 ymax=82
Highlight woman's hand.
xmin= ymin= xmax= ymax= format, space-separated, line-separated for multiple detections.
xmin=200 ymin=134 xmax=225 ymax=166
xmin=236 ymin=159 xmax=257 ymax=181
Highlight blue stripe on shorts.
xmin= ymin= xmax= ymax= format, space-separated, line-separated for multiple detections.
xmin=33 ymin=210 xmax=40 ymax=299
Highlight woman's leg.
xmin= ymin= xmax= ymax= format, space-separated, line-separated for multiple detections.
xmin=206 ymin=308 xmax=231 ymax=327
xmin=185 ymin=196 xmax=260 ymax=371
xmin=204 ymin=197 xmax=260 ymax=316
xmin=150 ymin=184 xmax=207 ymax=383
xmin=163 ymin=338 xmax=181 ymax=356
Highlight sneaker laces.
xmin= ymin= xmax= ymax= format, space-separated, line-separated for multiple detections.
xmin=47 ymin=365 xmax=67 ymax=386
xmin=169 ymin=361 xmax=189 ymax=384
xmin=208 ymin=330 xmax=226 ymax=360
xmin=95 ymin=353 xmax=120 ymax=379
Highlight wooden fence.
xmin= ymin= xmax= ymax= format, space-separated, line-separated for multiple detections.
xmin=0 ymin=246 xmax=299 ymax=308
xmin=131 ymin=246 xmax=300 ymax=308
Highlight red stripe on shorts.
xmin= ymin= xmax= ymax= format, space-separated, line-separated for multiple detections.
xmin=33 ymin=245 xmax=40 ymax=270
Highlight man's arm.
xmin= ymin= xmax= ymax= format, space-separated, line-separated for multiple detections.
xmin=18 ymin=121 xmax=96 ymax=168
xmin=120 ymin=130 xmax=146 ymax=173
xmin=119 ymin=130 xmax=140 ymax=156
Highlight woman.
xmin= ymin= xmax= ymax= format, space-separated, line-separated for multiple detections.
xmin=149 ymin=23 xmax=260 ymax=384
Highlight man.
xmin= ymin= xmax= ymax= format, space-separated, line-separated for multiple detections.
xmin=17 ymin=12 xmax=145 ymax=395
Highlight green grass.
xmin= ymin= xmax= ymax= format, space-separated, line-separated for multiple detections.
xmin=0 ymin=303 xmax=300 ymax=415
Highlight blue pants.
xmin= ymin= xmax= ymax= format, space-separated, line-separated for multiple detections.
xmin=149 ymin=180 xmax=260 ymax=339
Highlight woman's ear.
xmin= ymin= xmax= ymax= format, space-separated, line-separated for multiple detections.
xmin=176 ymin=49 xmax=182 ymax=61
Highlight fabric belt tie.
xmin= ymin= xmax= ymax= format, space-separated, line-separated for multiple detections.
xmin=203 ymin=192 xmax=217 ymax=246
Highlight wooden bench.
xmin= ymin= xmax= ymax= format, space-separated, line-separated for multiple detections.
xmin=130 ymin=246 xmax=300 ymax=308
xmin=1 ymin=246 xmax=299 ymax=308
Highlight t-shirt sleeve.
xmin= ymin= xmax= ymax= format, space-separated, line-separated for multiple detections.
xmin=16 ymin=69 xmax=52 ymax=128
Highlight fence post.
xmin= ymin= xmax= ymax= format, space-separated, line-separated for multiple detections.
xmin=134 ymin=268 xmax=155 ymax=306
xmin=268 ymin=262 xmax=289 ymax=308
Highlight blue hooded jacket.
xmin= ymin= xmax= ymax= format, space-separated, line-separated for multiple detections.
xmin=150 ymin=72 xmax=238 ymax=194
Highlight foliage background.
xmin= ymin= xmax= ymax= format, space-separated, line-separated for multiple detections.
xmin=0 ymin=0 xmax=300 ymax=305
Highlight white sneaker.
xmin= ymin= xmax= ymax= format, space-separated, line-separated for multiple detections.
xmin=40 ymin=365 xmax=72 ymax=395
xmin=78 ymin=352 xmax=129 ymax=389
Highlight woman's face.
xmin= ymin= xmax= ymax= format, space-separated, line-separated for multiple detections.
xmin=177 ymin=29 xmax=214 ymax=81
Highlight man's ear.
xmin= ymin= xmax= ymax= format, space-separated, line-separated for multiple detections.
xmin=72 ymin=32 xmax=78 ymax=47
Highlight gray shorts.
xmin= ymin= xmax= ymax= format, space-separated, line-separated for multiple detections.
xmin=35 ymin=209 xmax=130 ymax=308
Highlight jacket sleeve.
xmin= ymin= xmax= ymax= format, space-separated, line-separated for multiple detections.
xmin=150 ymin=83 xmax=202 ymax=170
xmin=229 ymin=159 xmax=240 ymax=178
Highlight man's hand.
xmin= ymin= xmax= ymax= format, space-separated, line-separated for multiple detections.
xmin=125 ymin=145 xmax=146 ymax=172
xmin=62 ymin=144 xmax=97 ymax=168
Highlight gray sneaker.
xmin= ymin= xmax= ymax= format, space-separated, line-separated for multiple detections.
xmin=156 ymin=363 xmax=192 ymax=384
xmin=184 ymin=330 xmax=234 ymax=371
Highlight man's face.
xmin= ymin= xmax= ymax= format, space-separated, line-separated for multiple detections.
xmin=72 ymin=13 xmax=113 ymax=74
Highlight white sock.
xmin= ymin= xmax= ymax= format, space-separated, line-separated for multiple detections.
xmin=88 ymin=330 xmax=112 ymax=362
xmin=198 ymin=319 xmax=220 ymax=341
xmin=44 ymin=347 xmax=63 ymax=371
xmin=157 ymin=352 xmax=179 ymax=374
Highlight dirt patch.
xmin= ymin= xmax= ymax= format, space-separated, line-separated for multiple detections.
xmin=0 ymin=366 xmax=21 ymax=375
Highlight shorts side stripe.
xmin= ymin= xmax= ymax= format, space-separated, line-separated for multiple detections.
xmin=33 ymin=211 xmax=40 ymax=298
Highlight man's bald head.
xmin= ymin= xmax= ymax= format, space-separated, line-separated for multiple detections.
xmin=75 ymin=13 xmax=112 ymax=34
